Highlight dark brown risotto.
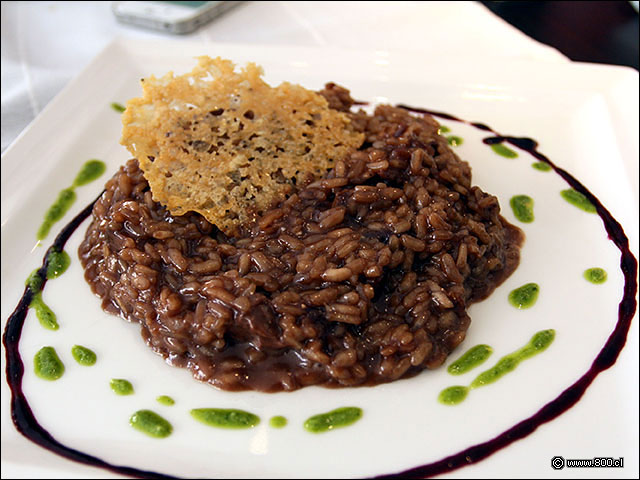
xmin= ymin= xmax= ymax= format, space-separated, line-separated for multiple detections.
xmin=79 ymin=85 xmax=523 ymax=392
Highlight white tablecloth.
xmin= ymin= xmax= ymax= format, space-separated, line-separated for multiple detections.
xmin=1 ymin=1 xmax=567 ymax=153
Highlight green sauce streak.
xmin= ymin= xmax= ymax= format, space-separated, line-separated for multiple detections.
xmin=71 ymin=345 xmax=96 ymax=366
xmin=438 ymin=385 xmax=469 ymax=405
xmin=111 ymin=102 xmax=126 ymax=113
xmin=560 ymin=188 xmax=596 ymax=213
xmin=269 ymin=416 xmax=288 ymax=428
xmin=510 ymin=195 xmax=535 ymax=223
xmin=129 ymin=410 xmax=173 ymax=438
xmin=46 ymin=250 xmax=70 ymax=279
xmin=447 ymin=135 xmax=463 ymax=147
xmin=36 ymin=160 xmax=106 ymax=240
xmin=37 ymin=188 xmax=76 ymax=240
xmin=584 ymin=267 xmax=607 ymax=284
xmin=490 ymin=143 xmax=518 ymax=159
xmin=30 ymin=293 xmax=58 ymax=330
xmin=509 ymin=282 xmax=539 ymax=309
xmin=110 ymin=378 xmax=134 ymax=395
xmin=303 ymin=407 xmax=363 ymax=433
xmin=24 ymin=249 xmax=70 ymax=331
xmin=439 ymin=330 xmax=555 ymax=405
xmin=191 ymin=408 xmax=260 ymax=429
xmin=26 ymin=269 xmax=43 ymax=292
xmin=470 ymin=329 xmax=555 ymax=388
xmin=156 ymin=395 xmax=175 ymax=406
xmin=447 ymin=344 xmax=493 ymax=375
xmin=532 ymin=161 xmax=551 ymax=172
xmin=438 ymin=125 xmax=451 ymax=134
xmin=73 ymin=160 xmax=107 ymax=187
xmin=34 ymin=346 xmax=65 ymax=380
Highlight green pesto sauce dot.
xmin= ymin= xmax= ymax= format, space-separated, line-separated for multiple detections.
xmin=447 ymin=344 xmax=493 ymax=375
xmin=111 ymin=102 xmax=126 ymax=113
xmin=303 ymin=407 xmax=363 ymax=433
xmin=110 ymin=378 xmax=134 ymax=395
xmin=191 ymin=408 xmax=260 ymax=429
xmin=438 ymin=125 xmax=451 ymax=134
xmin=532 ymin=161 xmax=551 ymax=172
xmin=509 ymin=282 xmax=540 ymax=309
xmin=73 ymin=160 xmax=106 ymax=187
xmin=71 ymin=345 xmax=96 ymax=366
xmin=34 ymin=346 xmax=65 ymax=380
xmin=560 ymin=188 xmax=596 ymax=213
xmin=584 ymin=268 xmax=607 ymax=284
xmin=490 ymin=143 xmax=518 ymax=159
xmin=129 ymin=410 xmax=173 ymax=438
xmin=156 ymin=395 xmax=175 ymax=406
xmin=30 ymin=293 xmax=59 ymax=330
xmin=46 ymin=249 xmax=70 ymax=279
xmin=446 ymin=135 xmax=463 ymax=146
xmin=438 ymin=385 xmax=469 ymax=405
xmin=37 ymin=188 xmax=77 ymax=240
xmin=510 ymin=195 xmax=535 ymax=223
xmin=269 ymin=416 xmax=288 ymax=428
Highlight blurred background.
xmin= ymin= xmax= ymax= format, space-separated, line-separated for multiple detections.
xmin=2 ymin=1 xmax=639 ymax=153
xmin=481 ymin=1 xmax=639 ymax=70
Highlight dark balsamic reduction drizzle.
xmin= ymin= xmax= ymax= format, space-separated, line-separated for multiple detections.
xmin=3 ymin=104 xmax=638 ymax=478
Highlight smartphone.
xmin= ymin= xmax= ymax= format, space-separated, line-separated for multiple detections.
xmin=112 ymin=1 xmax=242 ymax=35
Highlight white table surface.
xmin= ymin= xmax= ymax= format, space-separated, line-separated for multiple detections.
xmin=1 ymin=1 xmax=568 ymax=154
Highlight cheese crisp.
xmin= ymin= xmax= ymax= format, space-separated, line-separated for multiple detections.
xmin=120 ymin=56 xmax=364 ymax=234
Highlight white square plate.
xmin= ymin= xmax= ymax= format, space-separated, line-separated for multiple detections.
xmin=2 ymin=38 xmax=638 ymax=479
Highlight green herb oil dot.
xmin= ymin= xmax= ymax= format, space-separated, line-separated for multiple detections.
xmin=110 ymin=378 xmax=134 ymax=395
xmin=510 ymin=195 xmax=535 ymax=223
xmin=447 ymin=135 xmax=463 ymax=146
xmin=129 ymin=410 xmax=173 ymax=438
xmin=509 ymin=282 xmax=540 ymax=309
xmin=303 ymin=407 xmax=363 ymax=433
xmin=111 ymin=102 xmax=126 ymax=113
xmin=71 ymin=345 xmax=97 ymax=366
xmin=490 ymin=143 xmax=518 ymax=158
xmin=37 ymin=188 xmax=76 ymax=240
xmin=30 ymin=293 xmax=58 ymax=330
xmin=73 ymin=160 xmax=106 ymax=187
xmin=269 ymin=416 xmax=288 ymax=428
xmin=447 ymin=344 xmax=493 ymax=375
xmin=156 ymin=395 xmax=175 ymax=406
xmin=46 ymin=249 xmax=70 ymax=279
xmin=438 ymin=125 xmax=451 ymax=134
xmin=584 ymin=268 xmax=607 ymax=284
xmin=560 ymin=188 xmax=596 ymax=213
xmin=34 ymin=346 xmax=65 ymax=380
xmin=532 ymin=161 xmax=551 ymax=171
xmin=191 ymin=408 xmax=260 ymax=429
xmin=438 ymin=386 xmax=469 ymax=405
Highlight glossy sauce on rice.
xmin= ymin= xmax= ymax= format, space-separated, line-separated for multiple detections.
xmin=79 ymin=84 xmax=523 ymax=392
